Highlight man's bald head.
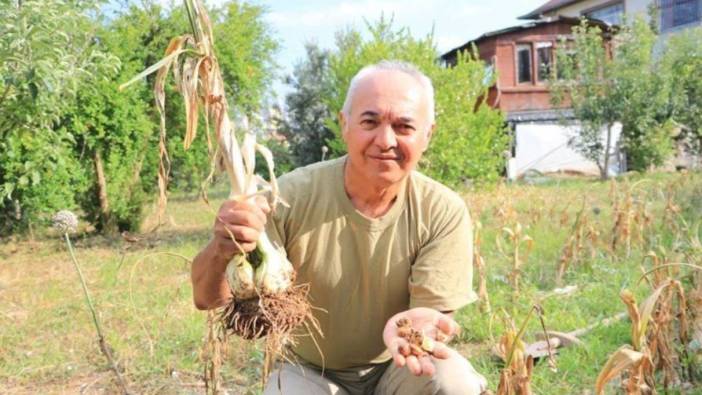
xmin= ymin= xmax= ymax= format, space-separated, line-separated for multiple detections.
xmin=341 ymin=60 xmax=435 ymax=124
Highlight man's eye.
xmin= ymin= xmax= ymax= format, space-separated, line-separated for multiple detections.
xmin=394 ymin=124 xmax=415 ymax=133
xmin=361 ymin=119 xmax=377 ymax=128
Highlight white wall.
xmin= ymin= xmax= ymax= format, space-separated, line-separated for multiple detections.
xmin=512 ymin=122 xmax=622 ymax=177
xmin=543 ymin=0 xmax=650 ymax=20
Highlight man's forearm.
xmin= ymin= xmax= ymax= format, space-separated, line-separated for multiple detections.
xmin=191 ymin=238 xmax=234 ymax=310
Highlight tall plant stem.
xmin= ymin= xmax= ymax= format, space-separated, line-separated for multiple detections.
xmin=64 ymin=233 xmax=131 ymax=394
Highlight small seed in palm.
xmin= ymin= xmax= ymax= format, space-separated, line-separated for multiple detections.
xmin=396 ymin=318 xmax=436 ymax=356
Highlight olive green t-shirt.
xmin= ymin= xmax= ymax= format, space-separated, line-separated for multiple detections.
xmin=266 ymin=156 xmax=477 ymax=370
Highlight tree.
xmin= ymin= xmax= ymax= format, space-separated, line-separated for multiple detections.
xmin=58 ymin=65 xmax=155 ymax=234
xmin=213 ymin=1 xmax=279 ymax=114
xmin=0 ymin=0 xmax=281 ymax=235
xmin=0 ymin=0 xmax=108 ymax=233
xmin=108 ymin=0 xmax=279 ymax=192
xmin=279 ymin=43 xmax=335 ymax=166
xmin=612 ymin=18 xmax=674 ymax=171
xmin=323 ymin=17 xmax=509 ymax=186
xmin=552 ymin=22 xmax=615 ymax=180
xmin=663 ymin=27 xmax=702 ymax=155
xmin=426 ymin=51 xmax=509 ymax=184
xmin=552 ymin=18 xmax=674 ymax=179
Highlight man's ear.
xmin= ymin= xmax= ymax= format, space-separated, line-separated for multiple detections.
xmin=339 ymin=111 xmax=347 ymax=139
xmin=422 ymin=123 xmax=435 ymax=152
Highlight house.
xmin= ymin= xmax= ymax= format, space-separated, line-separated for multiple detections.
xmin=441 ymin=17 xmax=611 ymax=117
xmin=441 ymin=0 xmax=701 ymax=178
xmin=441 ymin=17 xmax=623 ymax=178
xmin=520 ymin=0 xmax=702 ymax=35
xmin=520 ymin=0 xmax=702 ymax=171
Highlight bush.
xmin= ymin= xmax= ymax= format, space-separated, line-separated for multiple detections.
xmin=60 ymin=72 xmax=155 ymax=234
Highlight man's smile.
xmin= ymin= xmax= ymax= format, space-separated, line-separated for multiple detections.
xmin=368 ymin=154 xmax=402 ymax=161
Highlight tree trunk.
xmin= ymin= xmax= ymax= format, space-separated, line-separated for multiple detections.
xmin=125 ymin=151 xmax=145 ymax=198
xmin=94 ymin=151 xmax=115 ymax=234
xmin=601 ymin=123 xmax=613 ymax=180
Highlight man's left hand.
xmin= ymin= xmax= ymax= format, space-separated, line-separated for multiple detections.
xmin=382 ymin=307 xmax=461 ymax=377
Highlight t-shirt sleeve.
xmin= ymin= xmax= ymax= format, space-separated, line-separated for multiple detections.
xmin=409 ymin=198 xmax=478 ymax=312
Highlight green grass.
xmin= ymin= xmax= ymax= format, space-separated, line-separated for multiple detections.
xmin=0 ymin=171 xmax=700 ymax=393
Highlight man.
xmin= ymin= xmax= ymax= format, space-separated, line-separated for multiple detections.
xmin=191 ymin=60 xmax=487 ymax=394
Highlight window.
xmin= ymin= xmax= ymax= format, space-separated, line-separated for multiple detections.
xmin=660 ymin=0 xmax=701 ymax=31
xmin=536 ymin=42 xmax=553 ymax=82
xmin=516 ymin=44 xmax=532 ymax=84
xmin=585 ymin=2 xmax=625 ymax=25
xmin=484 ymin=61 xmax=495 ymax=86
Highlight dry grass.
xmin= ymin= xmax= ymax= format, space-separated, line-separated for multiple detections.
xmin=0 ymin=188 xmax=264 ymax=394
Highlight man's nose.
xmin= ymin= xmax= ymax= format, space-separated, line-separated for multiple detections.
xmin=374 ymin=123 xmax=397 ymax=150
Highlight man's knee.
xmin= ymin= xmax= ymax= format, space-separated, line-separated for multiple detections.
xmin=432 ymin=350 xmax=487 ymax=395
xmin=263 ymin=362 xmax=346 ymax=395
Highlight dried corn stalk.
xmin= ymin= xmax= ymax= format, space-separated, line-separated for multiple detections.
xmin=474 ymin=221 xmax=491 ymax=313
xmin=559 ymin=202 xmax=600 ymax=283
xmin=596 ymin=283 xmax=680 ymax=394
xmin=497 ymin=223 xmax=533 ymax=298
xmin=610 ymin=178 xmax=651 ymax=257
xmin=494 ymin=309 xmax=537 ymax=395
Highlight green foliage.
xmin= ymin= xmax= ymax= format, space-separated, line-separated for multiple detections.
xmin=0 ymin=0 xmax=280 ymax=235
xmin=108 ymin=1 xmax=279 ymax=192
xmin=611 ymin=18 xmax=674 ymax=171
xmin=0 ymin=0 xmax=105 ymax=137
xmin=105 ymin=3 xmax=210 ymax=193
xmin=0 ymin=132 xmax=87 ymax=234
xmin=279 ymin=43 xmax=335 ymax=166
xmin=58 ymin=64 xmax=155 ymax=233
xmin=213 ymin=1 xmax=279 ymax=114
xmin=321 ymin=17 xmax=508 ymax=185
xmin=662 ymin=27 xmax=702 ymax=155
xmin=423 ymin=50 xmax=510 ymax=184
xmin=552 ymin=18 xmax=674 ymax=177
xmin=0 ymin=0 xmax=107 ymax=232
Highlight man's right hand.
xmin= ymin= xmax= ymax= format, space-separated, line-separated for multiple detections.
xmin=213 ymin=195 xmax=271 ymax=260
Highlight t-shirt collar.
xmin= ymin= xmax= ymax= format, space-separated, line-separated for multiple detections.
xmin=336 ymin=155 xmax=408 ymax=231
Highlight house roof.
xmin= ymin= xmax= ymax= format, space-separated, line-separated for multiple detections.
xmin=440 ymin=16 xmax=606 ymax=62
xmin=519 ymin=0 xmax=583 ymax=20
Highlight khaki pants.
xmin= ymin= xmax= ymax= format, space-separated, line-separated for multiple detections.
xmin=262 ymin=349 xmax=487 ymax=395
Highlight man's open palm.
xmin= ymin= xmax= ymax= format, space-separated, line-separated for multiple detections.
xmin=382 ymin=307 xmax=461 ymax=377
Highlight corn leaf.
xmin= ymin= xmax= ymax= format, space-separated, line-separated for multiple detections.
xmin=118 ymin=36 xmax=193 ymax=91
xmin=637 ymin=280 xmax=672 ymax=349
xmin=595 ymin=345 xmax=644 ymax=395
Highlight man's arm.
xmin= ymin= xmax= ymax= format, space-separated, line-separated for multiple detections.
xmin=386 ymin=193 xmax=473 ymax=376
xmin=409 ymin=198 xmax=476 ymax=312
xmin=191 ymin=238 xmax=234 ymax=310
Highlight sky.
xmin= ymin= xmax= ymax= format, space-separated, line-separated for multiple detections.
xmin=262 ymin=0 xmax=544 ymax=68
xmin=151 ymin=0 xmax=547 ymax=102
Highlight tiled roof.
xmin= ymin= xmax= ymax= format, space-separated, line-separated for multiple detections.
xmin=440 ymin=16 xmax=602 ymax=62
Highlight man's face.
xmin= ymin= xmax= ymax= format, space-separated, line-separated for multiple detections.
xmin=340 ymin=70 xmax=434 ymax=187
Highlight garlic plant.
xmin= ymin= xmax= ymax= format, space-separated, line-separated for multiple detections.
xmin=120 ymin=0 xmax=309 ymax=342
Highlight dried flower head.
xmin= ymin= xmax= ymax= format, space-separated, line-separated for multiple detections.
xmin=52 ymin=210 xmax=78 ymax=234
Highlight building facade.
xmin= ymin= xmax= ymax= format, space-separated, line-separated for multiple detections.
xmin=520 ymin=0 xmax=702 ymax=34
xmin=441 ymin=18 xmax=623 ymax=178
